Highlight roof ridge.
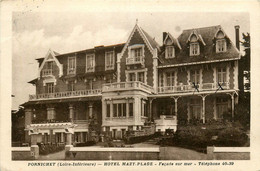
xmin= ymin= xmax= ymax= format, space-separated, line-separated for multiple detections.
xmin=182 ymin=25 xmax=221 ymax=31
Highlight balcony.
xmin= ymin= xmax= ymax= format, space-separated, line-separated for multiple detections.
xmin=29 ymin=89 xmax=102 ymax=101
xmin=126 ymin=56 xmax=144 ymax=65
xmin=102 ymin=81 xmax=154 ymax=93
xmin=42 ymin=69 xmax=53 ymax=77
xmin=158 ymin=82 xmax=230 ymax=94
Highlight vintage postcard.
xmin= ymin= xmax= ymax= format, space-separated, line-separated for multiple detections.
xmin=1 ymin=0 xmax=260 ymax=170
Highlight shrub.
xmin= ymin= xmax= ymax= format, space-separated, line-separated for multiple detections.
xmin=39 ymin=144 xmax=65 ymax=155
xmin=125 ymin=133 xmax=160 ymax=144
xmin=174 ymin=128 xmax=210 ymax=148
xmin=74 ymin=141 xmax=96 ymax=147
xmin=216 ymin=127 xmax=248 ymax=147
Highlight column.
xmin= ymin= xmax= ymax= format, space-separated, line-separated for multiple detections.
xmin=126 ymin=98 xmax=129 ymax=118
xmin=65 ymin=132 xmax=73 ymax=151
xmin=231 ymin=93 xmax=235 ymax=120
xmin=61 ymin=132 xmax=64 ymax=143
xmin=89 ymin=102 xmax=93 ymax=119
xmin=201 ymin=95 xmax=206 ymax=124
xmin=69 ymin=104 xmax=74 ymax=121
xmin=173 ymin=97 xmax=179 ymax=116
xmin=134 ymin=97 xmax=140 ymax=124
xmin=149 ymin=98 xmax=154 ymax=121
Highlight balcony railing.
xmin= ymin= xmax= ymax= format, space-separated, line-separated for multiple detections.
xmin=102 ymin=81 xmax=154 ymax=93
xmin=105 ymin=64 xmax=114 ymax=70
xmin=126 ymin=56 xmax=144 ymax=65
xmin=86 ymin=66 xmax=95 ymax=73
xmin=29 ymin=89 xmax=102 ymax=101
xmin=42 ymin=69 xmax=53 ymax=77
xmin=158 ymin=82 xmax=230 ymax=94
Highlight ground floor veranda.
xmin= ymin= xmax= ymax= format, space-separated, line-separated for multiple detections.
xmin=24 ymin=89 xmax=238 ymax=145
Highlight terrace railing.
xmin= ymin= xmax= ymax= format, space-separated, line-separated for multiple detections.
xmin=102 ymin=81 xmax=154 ymax=93
xmin=29 ymin=89 xmax=102 ymax=101
xmin=42 ymin=69 xmax=53 ymax=77
xmin=126 ymin=56 xmax=144 ymax=65
xmin=158 ymin=82 xmax=230 ymax=94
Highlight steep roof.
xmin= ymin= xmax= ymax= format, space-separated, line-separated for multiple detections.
xmin=159 ymin=25 xmax=240 ymax=66
xmin=141 ymin=28 xmax=160 ymax=50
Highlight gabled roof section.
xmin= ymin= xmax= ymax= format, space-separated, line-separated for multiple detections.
xmin=159 ymin=25 xmax=240 ymax=66
xmin=140 ymin=28 xmax=160 ymax=50
xmin=120 ymin=24 xmax=159 ymax=57
xmin=186 ymin=30 xmax=206 ymax=46
xmin=38 ymin=49 xmax=63 ymax=78
xmin=163 ymin=32 xmax=182 ymax=49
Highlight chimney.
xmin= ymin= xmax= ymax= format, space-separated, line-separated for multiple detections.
xmin=235 ymin=25 xmax=240 ymax=50
xmin=163 ymin=32 xmax=167 ymax=44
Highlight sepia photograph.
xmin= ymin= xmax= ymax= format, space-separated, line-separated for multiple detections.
xmin=1 ymin=1 xmax=260 ymax=171
xmin=11 ymin=11 xmax=251 ymax=161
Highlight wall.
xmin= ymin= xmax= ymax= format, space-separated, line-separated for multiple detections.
xmin=12 ymin=147 xmax=32 ymax=160
xmin=65 ymin=147 xmax=159 ymax=160
xmin=207 ymin=146 xmax=250 ymax=160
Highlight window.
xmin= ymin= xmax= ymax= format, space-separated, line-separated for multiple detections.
xmin=47 ymin=108 xmax=55 ymax=120
xmin=131 ymin=48 xmax=142 ymax=58
xmin=190 ymin=43 xmax=200 ymax=56
xmin=166 ymin=72 xmax=175 ymax=87
xmin=68 ymin=57 xmax=76 ymax=75
xmin=112 ymin=103 xmax=127 ymax=117
xmin=138 ymin=72 xmax=145 ymax=83
xmin=68 ymin=81 xmax=75 ymax=91
xmin=165 ymin=46 xmax=175 ymax=58
xmin=129 ymin=73 xmax=136 ymax=82
xmin=106 ymin=104 xmax=110 ymax=117
xmin=127 ymin=70 xmax=147 ymax=83
xmin=86 ymin=54 xmax=95 ymax=72
xmin=216 ymin=39 xmax=227 ymax=53
xmin=113 ymin=104 xmax=117 ymax=117
xmin=46 ymin=83 xmax=54 ymax=94
xmin=129 ymin=103 xmax=133 ymax=117
xmin=105 ymin=51 xmax=114 ymax=70
xmin=123 ymin=104 xmax=126 ymax=117
xmin=46 ymin=61 xmax=54 ymax=70
xmin=118 ymin=104 xmax=122 ymax=117
xmin=216 ymin=97 xmax=228 ymax=118
xmin=217 ymin=68 xmax=227 ymax=83
xmin=190 ymin=98 xmax=201 ymax=119
xmin=190 ymin=70 xmax=200 ymax=84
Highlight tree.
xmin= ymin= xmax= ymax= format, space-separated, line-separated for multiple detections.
xmin=235 ymin=33 xmax=250 ymax=129
xmin=240 ymin=33 xmax=250 ymax=91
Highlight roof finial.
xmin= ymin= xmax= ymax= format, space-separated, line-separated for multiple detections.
xmin=136 ymin=18 xmax=138 ymax=25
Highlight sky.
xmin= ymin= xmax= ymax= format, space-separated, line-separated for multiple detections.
xmin=12 ymin=12 xmax=250 ymax=110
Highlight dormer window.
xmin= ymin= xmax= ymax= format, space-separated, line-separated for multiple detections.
xmin=68 ymin=57 xmax=76 ymax=75
xmin=215 ymin=29 xmax=227 ymax=53
xmin=165 ymin=46 xmax=175 ymax=58
xmin=216 ymin=39 xmax=227 ymax=53
xmin=86 ymin=54 xmax=95 ymax=72
xmin=188 ymin=33 xmax=200 ymax=56
xmin=190 ymin=43 xmax=200 ymax=56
